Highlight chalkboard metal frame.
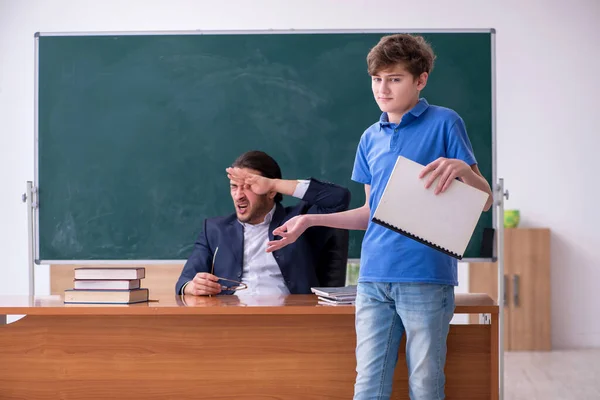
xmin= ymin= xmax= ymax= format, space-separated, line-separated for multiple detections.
xmin=33 ymin=28 xmax=497 ymax=264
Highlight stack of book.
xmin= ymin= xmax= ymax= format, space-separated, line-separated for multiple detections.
xmin=311 ymin=285 xmax=357 ymax=306
xmin=63 ymin=267 xmax=149 ymax=304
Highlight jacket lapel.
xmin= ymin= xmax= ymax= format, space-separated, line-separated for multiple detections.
xmin=226 ymin=219 xmax=244 ymax=267
xmin=269 ymin=203 xmax=287 ymax=242
xmin=268 ymin=203 xmax=290 ymax=271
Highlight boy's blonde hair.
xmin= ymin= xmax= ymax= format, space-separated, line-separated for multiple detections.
xmin=367 ymin=34 xmax=436 ymax=78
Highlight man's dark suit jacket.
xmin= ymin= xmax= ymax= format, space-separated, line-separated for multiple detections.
xmin=175 ymin=179 xmax=351 ymax=295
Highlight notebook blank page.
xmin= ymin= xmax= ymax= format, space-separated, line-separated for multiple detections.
xmin=373 ymin=156 xmax=489 ymax=256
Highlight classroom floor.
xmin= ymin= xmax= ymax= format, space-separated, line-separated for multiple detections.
xmin=505 ymin=350 xmax=600 ymax=400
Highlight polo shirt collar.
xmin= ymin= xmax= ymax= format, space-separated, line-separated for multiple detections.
xmin=378 ymin=98 xmax=429 ymax=131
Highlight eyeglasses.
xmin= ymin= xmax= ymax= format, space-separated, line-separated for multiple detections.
xmin=211 ymin=247 xmax=248 ymax=292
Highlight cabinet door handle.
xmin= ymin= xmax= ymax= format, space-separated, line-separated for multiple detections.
xmin=503 ymin=275 xmax=508 ymax=306
xmin=513 ymin=274 xmax=520 ymax=307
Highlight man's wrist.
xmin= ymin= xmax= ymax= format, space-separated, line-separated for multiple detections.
xmin=271 ymin=178 xmax=281 ymax=193
xmin=271 ymin=178 xmax=300 ymax=197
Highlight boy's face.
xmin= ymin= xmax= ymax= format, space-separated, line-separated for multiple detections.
xmin=230 ymin=168 xmax=274 ymax=225
xmin=371 ymin=64 xmax=428 ymax=117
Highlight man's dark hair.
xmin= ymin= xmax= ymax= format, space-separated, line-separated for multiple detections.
xmin=231 ymin=151 xmax=283 ymax=203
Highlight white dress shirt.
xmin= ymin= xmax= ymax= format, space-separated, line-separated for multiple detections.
xmin=236 ymin=180 xmax=310 ymax=296
xmin=182 ymin=180 xmax=310 ymax=296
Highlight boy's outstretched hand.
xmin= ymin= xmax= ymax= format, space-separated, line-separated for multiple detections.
xmin=226 ymin=167 xmax=274 ymax=195
xmin=419 ymin=157 xmax=471 ymax=195
xmin=267 ymin=215 xmax=310 ymax=252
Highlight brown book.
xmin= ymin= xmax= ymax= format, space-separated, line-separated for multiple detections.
xmin=64 ymin=288 xmax=149 ymax=304
xmin=73 ymin=267 xmax=145 ymax=280
xmin=73 ymin=279 xmax=141 ymax=290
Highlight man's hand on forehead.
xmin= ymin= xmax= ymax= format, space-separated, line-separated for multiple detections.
xmin=226 ymin=167 xmax=275 ymax=196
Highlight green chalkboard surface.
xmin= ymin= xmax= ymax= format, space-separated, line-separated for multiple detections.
xmin=36 ymin=31 xmax=494 ymax=261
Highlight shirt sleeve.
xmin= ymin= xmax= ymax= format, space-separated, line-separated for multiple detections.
xmin=292 ymin=179 xmax=310 ymax=199
xmin=446 ymin=117 xmax=477 ymax=166
xmin=351 ymin=135 xmax=372 ymax=184
xmin=180 ymin=280 xmax=191 ymax=295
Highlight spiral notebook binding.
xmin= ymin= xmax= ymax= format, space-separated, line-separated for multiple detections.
xmin=372 ymin=218 xmax=463 ymax=260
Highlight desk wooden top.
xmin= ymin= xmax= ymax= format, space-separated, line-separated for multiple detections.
xmin=0 ymin=293 xmax=497 ymax=316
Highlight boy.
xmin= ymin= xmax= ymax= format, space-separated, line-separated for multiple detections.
xmin=261 ymin=34 xmax=493 ymax=399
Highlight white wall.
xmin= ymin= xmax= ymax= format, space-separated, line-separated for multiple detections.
xmin=0 ymin=0 xmax=598 ymax=348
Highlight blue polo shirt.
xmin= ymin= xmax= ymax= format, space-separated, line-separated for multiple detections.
xmin=352 ymin=98 xmax=477 ymax=285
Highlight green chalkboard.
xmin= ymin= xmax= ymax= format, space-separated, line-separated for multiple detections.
xmin=36 ymin=31 xmax=494 ymax=261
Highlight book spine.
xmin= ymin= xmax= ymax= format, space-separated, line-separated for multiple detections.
xmin=371 ymin=218 xmax=463 ymax=260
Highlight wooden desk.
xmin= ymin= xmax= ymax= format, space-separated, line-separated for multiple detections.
xmin=0 ymin=294 xmax=498 ymax=400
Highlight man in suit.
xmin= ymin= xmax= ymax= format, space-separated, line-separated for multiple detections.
xmin=176 ymin=150 xmax=351 ymax=296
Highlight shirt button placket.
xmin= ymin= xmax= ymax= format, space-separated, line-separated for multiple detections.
xmin=390 ymin=127 xmax=401 ymax=151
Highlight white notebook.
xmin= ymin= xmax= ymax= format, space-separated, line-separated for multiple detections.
xmin=372 ymin=156 xmax=489 ymax=259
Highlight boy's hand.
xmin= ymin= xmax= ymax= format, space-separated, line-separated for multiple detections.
xmin=267 ymin=215 xmax=311 ymax=252
xmin=419 ymin=157 xmax=471 ymax=194
xmin=226 ymin=167 xmax=275 ymax=195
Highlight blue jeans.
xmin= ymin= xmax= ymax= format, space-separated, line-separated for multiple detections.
xmin=353 ymin=282 xmax=455 ymax=400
